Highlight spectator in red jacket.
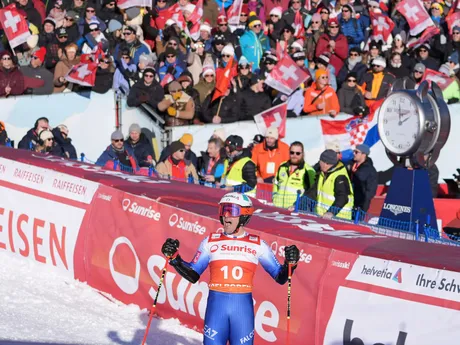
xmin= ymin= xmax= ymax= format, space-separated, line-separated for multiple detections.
xmin=315 ymin=17 xmax=348 ymax=76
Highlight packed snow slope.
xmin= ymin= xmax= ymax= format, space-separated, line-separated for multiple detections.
xmin=0 ymin=251 xmax=202 ymax=345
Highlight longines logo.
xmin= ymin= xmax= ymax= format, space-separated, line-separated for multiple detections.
xmin=343 ymin=319 xmax=407 ymax=345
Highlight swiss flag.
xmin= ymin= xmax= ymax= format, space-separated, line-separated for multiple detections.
xmin=395 ymin=0 xmax=433 ymax=36
xmin=406 ymin=26 xmax=440 ymax=49
xmin=370 ymin=12 xmax=395 ymax=42
xmin=160 ymin=73 xmax=175 ymax=87
xmin=276 ymin=40 xmax=285 ymax=61
xmin=293 ymin=11 xmax=305 ymax=39
xmin=212 ymin=56 xmax=236 ymax=101
xmin=65 ymin=62 xmax=97 ymax=87
xmin=254 ymin=103 xmax=288 ymax=138
xmin=165 ymin=3 xmax=182 ymax=24
xmin=0 ymin=4 xmax=31 ymax=49
xmin=188 ymin=0 xmax=203 ymax=24
xmin=265 ymin=55 xmax=310 ymax=95
xmin=227 ymin=0 xmax=243 ymax=25
xmin=446 ymin=11 xmax=460 ymax=34
xmin=423 ymin=69 xmax=454 ymax=90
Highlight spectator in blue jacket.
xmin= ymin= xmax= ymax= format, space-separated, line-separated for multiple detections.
xmin=96 ymin=130 xmax=139 ymax=171
xmin=158 ymin=47 xmax=185 ymax=81
xmin=239 ymin=12 xmax=270 ymax=72
xmin=338 ymin=5 xmax=364 ymax=52
xmin=113 ymin=26 xmax=150 ymax=65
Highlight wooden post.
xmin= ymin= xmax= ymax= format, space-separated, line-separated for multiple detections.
xmin=215 ymin=96 xmax=225 ymax=118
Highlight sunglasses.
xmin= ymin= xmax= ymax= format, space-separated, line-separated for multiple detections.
xmin=253 ymin=24 xmax=261 ymax=28
xmin=169 ymin=42 xmax=178 ymax=46
xmin=312 ymin=21 xmax=320 ymax=23
xmin=107 ymin=2 xmax=115 ymax=5
xmin=270 ymin=14 xmax=279 ymax=17
xmin=123 ymin=32 xmax=133 ymax=36
xmin=2 ymin=57 xmax=11 ymax=60
xmin=144 ymin=74 xmax=154 ymax=78
xmin=166 ymin=54 xmax=175 ymax=58
xmin=414 ymin=70 xmax=424 ymax=74
xmin=290 ymin=151 xmax=302 ymax=155
xmin=113 ymin=139 xmax=123 ymax=142
xmin=101 ymin=59 xmax=110 ymax=63
xmin=266 ymin=61 xmax=275 ymax=65
xmin=284 ymin=29 xmax=292 ymax=32
xmin=454 ymin=32 xmax=460 ymax=35
xmin=320 ymin=76 xmax=329 ymax=79
xmin=157 ymin=0 xmax=166 ymax=2
xmin=329 ymin=25 xmax=338 ymax=28
xmin=122 ymin=56 xmax=130 ymax=59
xmin=223 ymin=54 xmax=232 ymax=58
xmin=240 ymin=13 xmax=248 ymax=16
xmin=170 ymin=89 xmax=181 ymax=93
xmin=86 ymin=9 xmax=95 ymax=12
xmin=90 ymin=28 xmax=99 ymax=32
xmin=321 ymin=10 xmax=329 ymax=14
xmin=219 ymin=23 xmax=228 ymax=26
xmin=353 ymin=150 xmax=361 ymax=154
xmin=58 ymin=35 xmax=68 ymax=38
xmin=46 ymin=138 xmax=54 ymax=142
xmin=240 ymin=65 xmax=249 ymax=69
xmin=342 ymin=9 xmax=350 ymax=12
xmin=350 ymin=52 xmax=359 ymax=56
xmin=65 ymin=17 xmax=74 ymax=21
xmin=347 ymin=78 xmax=357 ymax=82
xmin=419 ymin=49 xmax=428 ymax=52
xmin=178 ymin=149 xmax=185 ymax=152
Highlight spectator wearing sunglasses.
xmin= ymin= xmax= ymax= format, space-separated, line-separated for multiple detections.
xmin=77 ymin=2 xmax=107 ymax=36
xmin=34 ymin=130 xmax=64 ymax=156
xmin=266 ymin=7 xmax=284 ymax=48
xmin=315 ymin=17 xmax=348 ymax=76
xmin=239 ymin=12 xmax=270 ymax=72
xmin=114 ymin=25 xmax=149 ymax=65
xmin=259 ymin=51 xmax=277 ymax=78
xmin=279 ymin=24 xmax=295 ymax=52
xmin=113 ymin=49 xmax=137 ymax=95
xmin=96 ymin=130 xmax=139 ymax=170
xmin=415 ymin=44 xmax=439 ymax=71
xmin=156 ymin=140 xmax=199 ymax=183
xmin=282 ymin=0 xmax=310 ymax=28
xmin=63 ymin=11 xmax=82 ymax=43
xmin=303 ymin=69 xmax=340 ymax=116
xmin=158 ymin=47 xmax=185 ymax=81
xmin=361 ymin=56 xmax=394 ymax=107
xmin=273 ymin=141 xmax=316 ymax=210
xmin=239 ymin=74 xmax=272 ymax=121
xmin=194 ymin=61 xmax=216 ymax=104
xmin=98 ymin=0 xmax=123 ymax=27
xmin=338 ymin=4 xmax=364 ymax=51
xmin=127 ymin=66 xmax=164 ymax=109
xmin=77 ymin=19 xmax=108 ymax=54
xmin=337 ymin=47 xmax=367 ymax=87
xmin=305 ymin=13 xmax=324 ymax=58
xmin=215 ymin=15 xmax=241 ymax=57
xmin=445 ymin=25 xmax=460 ymax=60
xmin=21 ymin=47 xmax=54 ymax=95
xmin=157 ymin=81 xmax=196 ymax=126
xmin=49 ymin=0 xmax=66 ymax=28
xmin=230 ymin=4 xmax=250 ymax=35
xmin=53 ymin=43 xmax=81 ymax=93
xmin=337 ymin=72 xmax=366 ymax=115
xmin=93 ymin=56 xmax=115 ymax=94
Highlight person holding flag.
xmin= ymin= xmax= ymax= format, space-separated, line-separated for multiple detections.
xmin=161 ymin=192 xmax=300 ymax=345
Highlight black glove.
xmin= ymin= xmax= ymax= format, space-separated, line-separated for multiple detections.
xmin=284 ymin=245 xmax=300 ymax=265
xmin=162 ymin=238 xmax=180 ymax=257
xmin=166 ymin=65 xmax=176 ymax=75
xmin=447 ymin=98 xmax=459 ymax=104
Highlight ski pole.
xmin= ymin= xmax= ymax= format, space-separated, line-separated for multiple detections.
xmin=286 ymin=263 xmax=293 ymax=345
xmin=141 ymin=257 xmax=171 ymax=345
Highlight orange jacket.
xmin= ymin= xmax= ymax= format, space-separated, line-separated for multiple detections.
xmin=252 ymin=140 xmax=290 ymax=180
xmin=303 ymin=84 xmax=340 ymax=116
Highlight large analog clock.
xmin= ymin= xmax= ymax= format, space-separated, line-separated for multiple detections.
xmin=377 ymin=81 xmax=451 ymax=168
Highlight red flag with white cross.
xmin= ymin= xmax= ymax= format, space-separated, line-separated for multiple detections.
xmin=0 ymin=4 xmax=31 ymax=49
xmin=265 ymin=55 xmax=310 ymax=95
xmin=254 ymin=103 xmax=288 ymax=138
xmin=65 ymin=62 xmax=98 ymax=87
xmin=446 ymin=11 xmax=460 ymax=34
xmin=395 ymin=0 xmax=433 ymax=36
xmin=423 ymin=69 xmax=454 ymax=90
xmin=370 ymin=12 xmax=395 ymax=42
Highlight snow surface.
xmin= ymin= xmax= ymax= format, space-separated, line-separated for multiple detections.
xmin=0 ymin=251 xmax=203 ymax=345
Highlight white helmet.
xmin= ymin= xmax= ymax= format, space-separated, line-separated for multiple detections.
xmin=218 ymin=192 xmax=254 ymax=228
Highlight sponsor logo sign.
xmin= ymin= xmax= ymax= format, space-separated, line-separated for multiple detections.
xmin=270 ymin=241 xmax=312 ymax=264
xmin=121 ymin=198 xmax=161 ymax=221
xmin=168 ymin=213 xmax=206 ymax=235
xmin=383 ymin=203 xmax=412 ymax=216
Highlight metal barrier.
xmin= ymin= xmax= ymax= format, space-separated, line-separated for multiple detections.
xmin=80 ymin=153 xmax=460 ymax=247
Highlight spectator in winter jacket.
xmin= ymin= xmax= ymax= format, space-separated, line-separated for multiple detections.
xmin=177 ymin=74 xmax=202 ymax=123
xmin=239 ymin=12 xmax=270 ymax=72
xmin=348 ymin=144 xmax=377 ymax=212
xmin=416 ymin=44 xmax=440 ymax=70
xmin=197 ymin=137 xmax=227 ymax=184
xmin=113 ymin=26 xmax=149 ymax=65
xmin=92 ymin=57 xmax=114 ymax=94
xmin=337 ymin=72 xmax=366 ymax=115
xmin=124 ymin=123 xmax=155 ymax=167
xmin=360 ymin=56 xmax=395 ymax=107
xmin=315 ymin=17 xmax=348 ymax=76
xmin=33 ymin=129 xmax=64 ymax=157
xmin=20 ymin=47 xmax=54 ymax=95
xmin=398 ymin=63 xmax=426 ymax=90
xmin=127 ymin=67 xmax=164 ymax=110
xmin=239 ymin=75 xmax=272 ymax=121
xmin=113 ymin=50 xmax=137 ymax=95
xmin=38 ymin=17 xmax=57 ymax=47
xmin=386 ymin=52 xmax=410 ymax=79
xmin=51 ymin=125 xmax=77 ymax=159
xmin=77 ymin=3 xmax=107 ymax=36
xmin=338 ymin=5 xmax=364 ymax=51
xmin=158 ymin=47 xmax=185 ymax=81
xmin=157 ymin=81 xmax=196 ymax=126
xmin=77 ymin=19 xmax=108 ymax=54
xmin=337 ymin=48 xmax=367 ymax=87
xmin=96 ymin=130 xmax=139 ymax=170
xmin=156 ymin=140 xmax=199 ymax=183
xmin=201 ymin=90 xmax=239 ymax=124
xmin=282 ymin=0 xmax=310 ymax=27
xmin=18 ymin=117 xmax=50 ymax=150
xmin=158 ymin=133 xmax=198 ymax=169
xmin=309 ymin=54 xmax=337 ymax=90
xmin=0 ymin=51 xmax=44 ymax=97
xmin=16 ymin=0 xmax=43 ymax=29
xmin=303 ymin=69 xmax=340 ymax=116
xmin=194 ymin=64 xmax=215 ymax=104
xmin=266 ymin=7 xmax=284 ymax=49
xmin=53 ymin=43 xmax=81 ymax=93
xmin=252 ymin=126 xmax=290 ymax=183
xmin=0 ymin=121 xmax=9 ymax=146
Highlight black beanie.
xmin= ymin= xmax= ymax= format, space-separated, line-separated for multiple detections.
xmin=170 ymin=141 xmax=185 ymax=153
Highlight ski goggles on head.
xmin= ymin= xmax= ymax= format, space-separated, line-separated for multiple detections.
xmin=219 ymin=203 xmax=254 ymax=217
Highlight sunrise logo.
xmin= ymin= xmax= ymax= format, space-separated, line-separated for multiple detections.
xmin=392 ymin=268 xmax=402 ymax=284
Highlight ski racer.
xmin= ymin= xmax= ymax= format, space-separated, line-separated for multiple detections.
xmin=161 ymin=192 xmax=300 ymax=345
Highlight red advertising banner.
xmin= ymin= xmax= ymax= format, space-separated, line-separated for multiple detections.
xmin=2 ymin=148 xmax=460 ymax=344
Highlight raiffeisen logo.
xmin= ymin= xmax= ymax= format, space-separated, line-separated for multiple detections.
xmin=361 ymin=265 xmax=402 ymax=284
xmin=121 ymin=198 xmax=161 ymax=221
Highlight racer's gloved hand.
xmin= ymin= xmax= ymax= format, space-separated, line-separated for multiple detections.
xmin=284 ymin=245 xmax=300 ymax=265
xmin=162 ymin=238 xmax=179 ymax=257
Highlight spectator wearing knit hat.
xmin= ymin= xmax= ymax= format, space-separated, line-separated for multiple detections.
xmin=337 ymin=72 xmax=366 ymax=115
xmin=33 ymin=129 xmax=63 ymax=156
xmin=16 ymin=0 xmax=42 ymax=29
xmin=337 ymin=48 xmax=367 ymax=87
xmin=77 ymin=2 xmax=107 ymax=36
xmin=239 ymin=12 xmax=270 ymax=71
xmin=398 ymin=63 xmax=426 ymax=90
xmin=215 ymin=15 xmax=241 ymax=57
xmin=360 ymin=55 xmax=395 ymax=107
xmin=77 ymin=19 xmax=109 ymax=54
xmin=310 ymin=53 xmax=337 ymax=90
xmin=177 ymin=73 xmax=202 ymax=123
xmin=127 ymin=66 xmax=164 ymax=109
xmin=194 ymin=60 xmax=216 ymax=103
xmin=158 ymin=133 xmax=198 ymax=169
xmin=266 ymin=7 xmax=284 ymax=49
xmin=303 ymin=69 xmax=340 ymax=116
xmin=157 ymin=81 xmax=196 ymax=126
xmin=124 ymin=123 xmax=155 ymax=167
xmin=96 ymin=130 xmax=139 ymax=170
xmin=63 ymin=11 xmax=82 ymax=43
xmin=93 ymin=56 xmax=115 ymax=94
xmin=315 ymin=16 xmax=348 ymax=76
xmin=39 ymin=17 xmax=57 ymax=47
xmin=259 ymin=51 xmax=278 ymax=78
xmin=156 ymin=140 xmax=199 ymax=183
xmin=20 ymin=47 xmax=54 ymax=95
xmin=113 ymin=25 xmax=149 ymax=65
xmin=158 ymin=47 xmax=185 ymax=81
xmin=198 ymin=21 xmax=213 ymax=51
xmin=416 ymin=44 xmax=440 ymax=70
xmin=239 ymin=74 xmax=272 ymax=121
xmin=98 ymin=0 xmax=124 ymax=27
xmin=188 ymin=41 xmax=213 ymax=85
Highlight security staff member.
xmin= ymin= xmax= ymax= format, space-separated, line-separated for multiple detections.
xmin=221 ymin=135 xmax=257 ymax=195
xmin=307 ymin=149 xmax=354 ymax=220
xmin=273 ymin=141 xmax=316 ymax=210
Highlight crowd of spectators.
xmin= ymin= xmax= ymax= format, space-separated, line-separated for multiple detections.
xmin=2 ymin=0 xmax=460 ymax=121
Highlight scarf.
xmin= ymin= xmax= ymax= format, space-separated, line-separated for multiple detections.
xmin=347 ymin=55 xmax=362 ymax=70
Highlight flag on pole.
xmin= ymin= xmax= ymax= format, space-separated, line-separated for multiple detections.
xmin=254 ymin=103 xmax=288 ymax=138
xmin=65 ymin=62 xmax=98 ymax=86
xmin=0 ymin=4 xmax=31 ymax=49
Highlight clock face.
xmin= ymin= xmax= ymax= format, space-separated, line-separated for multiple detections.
xmin=379 ymin=93 xmax=421 ymax=155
